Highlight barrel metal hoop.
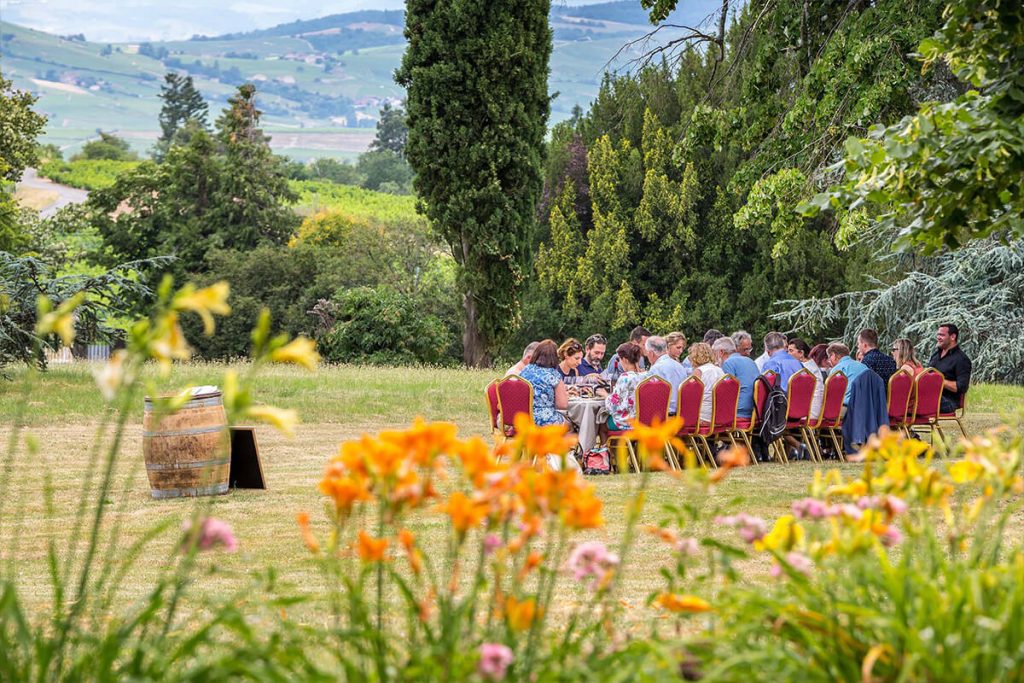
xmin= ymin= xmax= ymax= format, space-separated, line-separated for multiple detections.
xmin=143 ymin=425 xmax=226 ymax=438
xmin=144 ymin=396 xmax=224 ymax=409
xmin=145 ymin=457 xmax=230 ymax=471
xmin=150 ymin=483 xmax=230 ymax=499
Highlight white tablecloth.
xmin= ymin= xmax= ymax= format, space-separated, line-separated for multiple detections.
xmin=564 ymin=398 xmax=608 ymax=453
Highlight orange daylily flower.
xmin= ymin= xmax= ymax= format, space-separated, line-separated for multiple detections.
xmin=319 ymin=463 xmax=373 ymax=514
xmin=519 ymin=550 xmax=543 ymax=580
xmin=380 ymin=417 xmax=458 ymax=467
xmin=513 ymin=414 xmax=577 ymax=457
xmin=505 ymin=595 xmax=540 ymax=631
xmin=710 ymin=445 xmax=751 ymax=482
xmin=560 ymin=487 xmax=604 ymax=529
xmin=654 ymin=593 xmax=713 ymax=613
xmin=296 ymin=511 xmax=320 ymax=554
xmin=442 ymin=491 xmax=489 ymax=534
xmin=629 ymin=416 xmax=685 ymax=455
xmin=357 ymin=530 xmax=389 ymax=563
xmin=454 ymin=436 xmax=501 ymax=487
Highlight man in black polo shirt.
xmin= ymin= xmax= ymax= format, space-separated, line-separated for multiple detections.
xmin=857 ymin=328 xmax=897 ymax=387
xmin=928 ymin=323 xmax=972 ymax=414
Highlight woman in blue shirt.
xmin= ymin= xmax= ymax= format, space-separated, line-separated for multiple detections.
xmin=519 ymin=339 xmax=570 ymax=427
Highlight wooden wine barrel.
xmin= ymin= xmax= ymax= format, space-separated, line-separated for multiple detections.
xmin=143 ymin=390 xmax=230 ymax=499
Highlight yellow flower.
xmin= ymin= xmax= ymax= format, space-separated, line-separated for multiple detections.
xmin=93 ymin=349 xmax=129 ymax=401
xmin=826 ymin=480 xmax=868 ymax=499
xmin=35 ymin=293 xmax=85 ymax=347
xmin=246 ymin=405 xmax=299 ymax=437
xmin=270 ymin=336 xmax=321 ymax=371
xmin=173 ymin=281 xmax=230 ymax=335
xmin=756 ymin=515 xmax=806 ymax=553
xmin=949 ymin=460 xmax=983 ymax=484
xmin=654 ymin=593 xmax=712 ymax=613
xmin=150 ymin=312 xmax=191 ymax=373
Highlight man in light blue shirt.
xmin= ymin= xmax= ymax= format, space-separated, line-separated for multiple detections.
xmin=718 ymin=337 xmax=759 ymax=419
xmin=761 ymin=331 xmax=803 ymax=391
xmin=645 ymin=335 xmax=688 ymax=414
xmin=827 ymin=342 xmax=868 ymax=405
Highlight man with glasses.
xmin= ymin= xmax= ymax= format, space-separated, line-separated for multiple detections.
xmin=579 ymin=334 xmax=607 ymax=376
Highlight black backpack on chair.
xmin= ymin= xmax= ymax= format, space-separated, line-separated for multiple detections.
xmin=755 ymin=375 xmax=788 ymax=445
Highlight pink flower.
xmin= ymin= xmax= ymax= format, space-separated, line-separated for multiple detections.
xmin=827 ymin=503 xmax=863 ymax=521
xmin=181 ymin=517 xmax=238 ymax=553
xmin=676 ymin=536 xmax=700 ymax=557
xmin=792 ymin=497 xmax=829 ymax=519
xmin=716 ymin=513 xmax=768 ymax=544
xmin=566 ymin=540 xmax=620 ymax=590
xmin=478 ymin=643 xmax=513 ymax=680
xmin=770 ymin=552 xmax=813 ymax=578
xmin=483 ymin=533 xmax=502 ymax=556
xmin=878 ymin=525 xmax=903 ymax=547
xmin=884 ymin=495 xmax=908 ymax=517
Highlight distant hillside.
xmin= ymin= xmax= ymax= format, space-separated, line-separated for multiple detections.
xmin=0 ymin=1 xmax=719 ymax=160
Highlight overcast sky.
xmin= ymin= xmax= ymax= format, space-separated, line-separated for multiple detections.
xmin=0 ymin=0 xmax=619 ymax=42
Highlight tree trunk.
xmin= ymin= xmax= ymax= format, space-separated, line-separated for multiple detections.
xmin=462 ymin=290 xmax=490 ymax=368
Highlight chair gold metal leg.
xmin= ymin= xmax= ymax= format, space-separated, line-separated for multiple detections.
xmin=698 ymin=436 xmax=715 ymax=466
xmin=737 ymin=431 xmax=757 ymax=465
xmin=628 ymin=441 xmax=641 ymax=473
xmin=954 ymin=417 xmax=967 ymax=439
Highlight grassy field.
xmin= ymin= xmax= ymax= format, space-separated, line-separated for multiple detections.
xmin=2 ymin=362 xmax=1021 ymax=627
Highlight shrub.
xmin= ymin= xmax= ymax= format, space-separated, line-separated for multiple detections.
xmin=38 ymin=159 xmax=141 ymax=190
xmin=317 ymin=285 xmax=451 ymax=365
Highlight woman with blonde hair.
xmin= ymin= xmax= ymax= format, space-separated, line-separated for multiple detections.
xmin=688 ymin=342 xmax=723 ymax=423
xmin=891 ymin=338 xmax=924 ymax=376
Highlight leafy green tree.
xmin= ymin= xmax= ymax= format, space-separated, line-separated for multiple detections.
xmin=307 ymin=157 xmax=363 ymax=185
xmin=71 ymin=132 xmax=138 ymax=162
xmin=356 ymin=149 xmax=412 ymax=193
xmin=397 ymin=0 xmax=552 ymax=366
xmin=0 ymin=70 xmax=47 ymax=182
xmin=800 ymin=0 xmax=1024 ymax=250
xmin=90 ymin=84 xmax=298 ymax=278
xmin=154 ymin=73 xmax=209 ymax=160
xmin=370 ymin=101 xmax=408 ymax=157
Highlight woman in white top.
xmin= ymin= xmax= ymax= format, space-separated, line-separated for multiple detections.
xmin=788 ymin=338 xmax=823 ymax=420
xmin=688 ymin=342 xmax=724 ymax=424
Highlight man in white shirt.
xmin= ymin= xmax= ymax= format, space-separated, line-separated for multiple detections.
xmin=645 ymin=335 xmax=687 ymax=414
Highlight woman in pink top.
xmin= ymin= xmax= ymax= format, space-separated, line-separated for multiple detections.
xmin=891 ymin=338 xmax=924 ymax=377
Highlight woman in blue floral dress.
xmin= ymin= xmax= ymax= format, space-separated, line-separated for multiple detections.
xmin=518 ymin=339 xmax=569 ymax=427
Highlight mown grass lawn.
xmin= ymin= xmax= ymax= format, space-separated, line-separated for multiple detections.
xmin=2 ymin=362 xmax=1021 ymax=627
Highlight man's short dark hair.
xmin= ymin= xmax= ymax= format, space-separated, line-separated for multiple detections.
xmin=939 ymin=323 xmax=960 ymax=340
xmin=585 ymin=334 xmax=607 ymax=349
xmin=629 ymin=326 xmax=651 ymax=342
xmin=702 ymin=329 xmax=724 ymax=345
xmin=858 ymin=328 xmax=879 ymax=348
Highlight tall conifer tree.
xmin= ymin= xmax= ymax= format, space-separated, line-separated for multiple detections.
xmin=155 ymin=73 xmax=208 ymax=159
xmin=397 ymin=0 xmax=552 ymax=367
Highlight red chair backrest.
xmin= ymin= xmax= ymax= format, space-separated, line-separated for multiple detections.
xmin=818 ymin=371 xmax=847 ymax=426
xmin=710 ymin=374 xmax=740 ymax=432
xmin=752 ymin=370 xmax=778 ymax=426
xmin=635 ymin=375 xmax=671 ymax=427
xmin=485 ymin=379 xmax=501 ymax=430
xmin=911 ymin=369 xmax=943 ymax=422
xmin=887 ymin=370 xmax=913 ymax=425
xmin=496 ymin=375 xmax=533 ymax=430
xmin=786 ymin=369 xmax=816 ymax=424
xmin=676 ymin=376 xmax=704 ymax=435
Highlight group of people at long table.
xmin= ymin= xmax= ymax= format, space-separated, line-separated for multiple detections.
xmin=507 ymin=323 xmax=972 ymax=458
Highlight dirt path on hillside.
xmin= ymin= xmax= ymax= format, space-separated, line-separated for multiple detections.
xmin=16 ymin=168 xmax=90 ymax=218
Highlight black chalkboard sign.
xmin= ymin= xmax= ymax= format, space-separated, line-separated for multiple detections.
xmin=229 ymin=426 xmax=266 ymax=490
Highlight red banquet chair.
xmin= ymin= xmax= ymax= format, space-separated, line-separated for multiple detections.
xmin=697 ymin=375 xmax=740 ymax=467
xmin=674 ymin=376 xmax=710 ymax=468
xmin=734 ymin=371 xmax=778 ymax=464
xmin=886 ymin=370 xmax=914 ymax=437
xmin=607 ymin=375 xmax=673 ymax=473
xmin=784 ymin=369 xmax=818 ymax=463
xmin=484 ymin=379 xmax=503 ymax=444
xmin=496 ymin=375 xmax=533 ymax=438
xmin=908 ymin=368 xmax=945 ymax=447
xmin=937 ymin=392 xmax=969 ymax=439
xmin=811 ymin=371 xmax=847 ymax=461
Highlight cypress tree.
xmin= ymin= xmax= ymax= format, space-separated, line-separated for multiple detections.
xmin=155 ymin=73 xmax=208 ymax=159
xmin=397 ymin=0 xmax=552 ymax=367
